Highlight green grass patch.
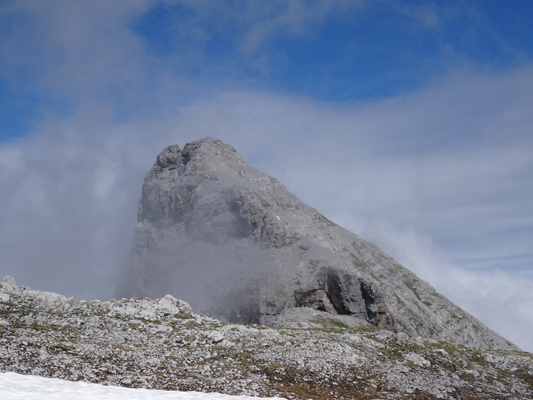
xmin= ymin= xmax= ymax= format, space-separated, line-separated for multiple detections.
xmin=516 ymin=368 xmax=533 ymax=390
xmin=183 ymin=320 xmax=199 ymax=329
xmin=461 ymin=373 xmax=476 ymax=383
xmin=470 ymin=351 xmax=488 ymax=366
xmin=30 ymin=322 xmax=50 ymax=331
xmin=312 ymin=316 xmax=350 ymax=329
xmin=50 ymin=343 xmax=74 ymax=352
xmin=173 ymin=313 xmax=192 ymax=319
xmin=353 ymin=325 xmax=381 ymax=334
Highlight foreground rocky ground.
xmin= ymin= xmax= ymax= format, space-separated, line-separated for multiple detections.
xmin=0 ymin=277 xmax=532 ymax=400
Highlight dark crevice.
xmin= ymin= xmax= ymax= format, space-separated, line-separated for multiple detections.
xmin=326 ymin=269 xmax=350 ymax=315
xmin=360 ymin=281 xmax=396 ymax=331
xmin=360 ymin=281 xmax=378 ymax=323
xmin=294 ymin=289 xmax=328 ymax=312
xmin=182 ymin=152 xmax=191 ymax=166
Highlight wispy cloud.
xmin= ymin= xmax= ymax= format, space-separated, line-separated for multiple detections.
xmin=357 ymin=224 xmax=533 ymax=352
xmin=1 ymin=1 xmax=151 ymax=94
xmin=1 ymin=64 xmax=532 ymax=351
xmin=0 ymin=1 xmax=532 ymax=352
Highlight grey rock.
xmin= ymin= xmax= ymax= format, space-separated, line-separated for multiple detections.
xmin=404 ymin=353 xmax=431 ymax=367
xmin=264 ymin=306 xmax=373 ymax=330
xmin=2 ymin=277 xmax=532 ymax=399
xmin=206 ymin=331 xmax=224 ymax=343
xmin=116 ymin=137 xmax=518 ymax=350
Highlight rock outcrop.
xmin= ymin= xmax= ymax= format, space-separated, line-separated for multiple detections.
xmin=116 ymin=137 xmax=517 ymax=350
xmin=3 ymin=276 xmax=533 ymax=399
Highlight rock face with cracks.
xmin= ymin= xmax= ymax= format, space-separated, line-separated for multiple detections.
xmin=116 ymin=137 xmax=517 ymax=351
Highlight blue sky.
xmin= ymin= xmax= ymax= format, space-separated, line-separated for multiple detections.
xmin=2 ymin=0 xmax=533 ymax=137
xmin=0 ymin=1 xmax=532 ymax=351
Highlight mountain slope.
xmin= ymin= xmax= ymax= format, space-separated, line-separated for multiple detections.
xmin=116 ymin=138 xmax=516 ymax=350
xmin=2 ymin=277 xmax=532 ymax=399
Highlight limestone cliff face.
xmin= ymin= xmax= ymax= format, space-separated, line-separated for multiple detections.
xmin=116 ymin=138 xmax=517 ymax=350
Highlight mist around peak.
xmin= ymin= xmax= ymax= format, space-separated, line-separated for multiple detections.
xmin=115 ymin=139 xmax=520 ymax=351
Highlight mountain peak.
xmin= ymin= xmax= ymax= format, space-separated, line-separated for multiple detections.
xmin=117 ymin=138 xmax=518 ymax=351
xmin=153 ymin=137 xmax=247 ymax=175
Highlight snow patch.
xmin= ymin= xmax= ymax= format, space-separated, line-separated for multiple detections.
xmin=0 ymin=372 xmax=283 ymax=400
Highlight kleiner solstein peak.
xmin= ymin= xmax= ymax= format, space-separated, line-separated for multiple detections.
xmin=116 ymin=137 xmax=518 ymax=351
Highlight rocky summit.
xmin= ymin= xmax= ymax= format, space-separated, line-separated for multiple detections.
xmin=116 ymin=137 xmax=516 ymax=351
xmin=1 ymin=277 xmax=532 ymax=399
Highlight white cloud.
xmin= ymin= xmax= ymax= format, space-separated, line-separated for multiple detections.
xmin=0 ymin=0 xmax=531 ymax=352
xmin=0 ymin=0 xmax=364 ymax=100
xmin=351 ymin=223 xmax=533 ymax=352
xmin=168 ymin=67 xmax=533 ymax=350
xmin=1 ymin=1 xmax=153 ymax=95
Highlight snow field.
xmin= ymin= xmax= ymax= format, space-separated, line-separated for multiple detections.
xmin=0 ymin=372 xmax=283 ymax=400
